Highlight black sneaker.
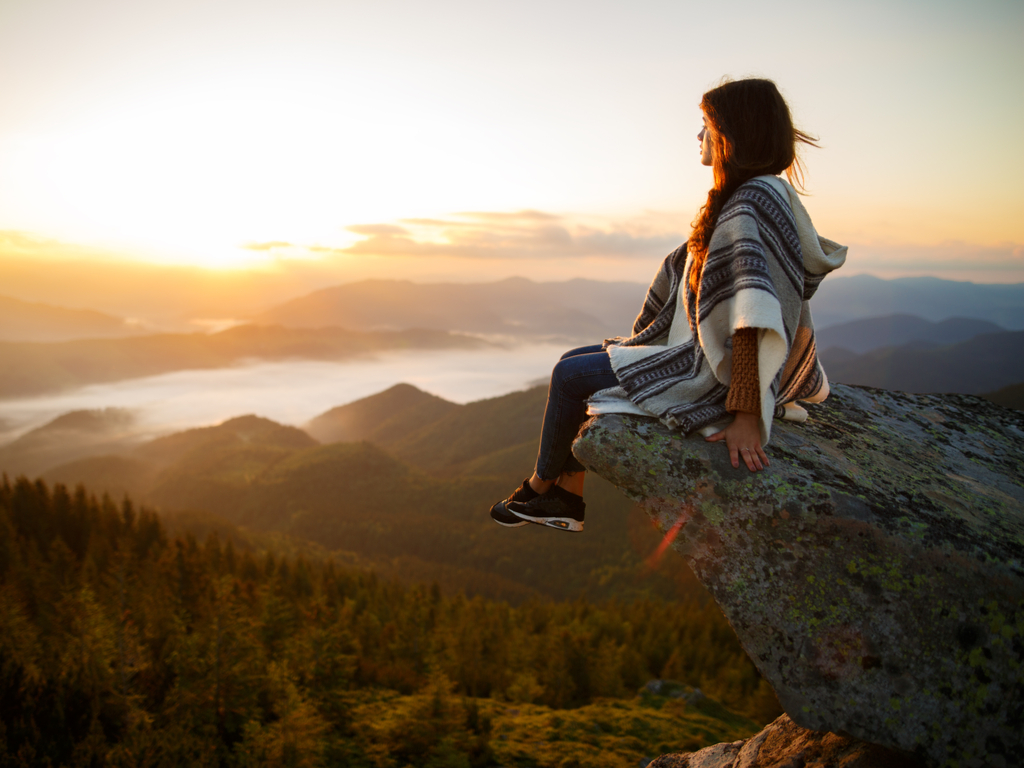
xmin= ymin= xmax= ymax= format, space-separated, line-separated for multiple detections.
xmin=489 ymin=479 xmax=539 ymax=527
xmin=507 ymin=486 xmax=585 ymax=532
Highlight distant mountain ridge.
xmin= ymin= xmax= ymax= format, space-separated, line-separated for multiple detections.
xmin=253 ymin=275 xmax=1024 ymax=341
xmin=812 ymin=274 xmax=1024 ymax=330
xmin=304 ymin=382 xmax=460 ymax=445
xmin=815 ymin=314 xmax=1006 ymax=355
xmin=0 ymin=294 xmax=146 ymax=342
xmin=0 ymin=323 xmax=483 ymax=398
xmin=305 ymin=382 xmax=549 ymax=481
xmin=254 ymin=277 xmax=647 ymax=341
xmin=3 ymin=273 xmax=1021 ymax=344
xmin=0 ymin=407 xmax=138 ymax=477
xmin=26 ymin=385 xmax=690 ymax=603
xmin=820 ymin=330 xmax=1024 ymax=394
xmin=3 ymin=276 xmax=1022 ymax=403
xmin=137 ymin=413 xmax=317 ymax=467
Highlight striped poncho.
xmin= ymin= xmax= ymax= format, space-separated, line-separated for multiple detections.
xmin=588 ymin=175 xmax=847 ymax=445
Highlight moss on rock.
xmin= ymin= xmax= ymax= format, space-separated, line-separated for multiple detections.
xmin=573 ymin=384 xmax=1024 ymax=768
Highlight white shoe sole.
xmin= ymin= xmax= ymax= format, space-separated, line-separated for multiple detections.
xmin=492 ymin=515 xmax=530 ymax=528
xmin=490 ymin=504 xmax=531 ymax=527
xmin=510 ymin=511 xmax=584 ymax=532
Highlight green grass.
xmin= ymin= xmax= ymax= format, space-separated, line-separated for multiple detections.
xmin=488 ymin=698 xmax=755 ymax=767
xmin=347 ymin=685 xmax=759 ymax=768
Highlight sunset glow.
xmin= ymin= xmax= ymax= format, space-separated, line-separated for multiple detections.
xmin=0 ymin=0 xmax=1022 ymax=281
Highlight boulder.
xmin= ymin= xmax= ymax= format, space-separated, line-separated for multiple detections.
xmin=574 ymin=384 xmax=1024 ymax=768
xmin=648 ymin=714 xmax=921 ymax=768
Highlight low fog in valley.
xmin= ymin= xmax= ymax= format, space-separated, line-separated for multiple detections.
xmin=2 ymin=271 xmax=1024 ymax=451
xmin=0 ymin=345 xmax=569 ymax=445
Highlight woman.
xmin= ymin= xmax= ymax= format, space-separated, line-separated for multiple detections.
xmin=490 ymin=78 xmax=846 ymax=532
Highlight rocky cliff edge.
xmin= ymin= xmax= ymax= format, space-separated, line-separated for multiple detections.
xmin=573 ymin=384 xmax=1024 ymax=768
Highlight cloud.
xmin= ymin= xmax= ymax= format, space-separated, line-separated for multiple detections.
xmin=838 ymin=240 xmax=1024 ymax=283
xmin=0 ymin=229 xmax=88 ymax=257
xmin=333 ymin=210 xmax=685 ymax=261
xmin=0 ymin=229 xmax=127 ymax=263
xmin=399 ymin=218 xmax=475 ymax=228
xmin=241 ymin=241 xmax=295 ymax=251
xmin=303 ymin=211 xmax=1024 ymax=283
xmin=0 ymin=230 xmax=54 ymax=251
xmin=345 ymin=224 xmax=411 ymax=237
xmin=849 ymin=240 xmax=1024 ymax=271
xmin=451 ymin=210 xmax=562 ymax=223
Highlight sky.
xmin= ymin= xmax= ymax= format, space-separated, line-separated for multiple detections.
xmin=0 ymin=0 xmax=1022 ymax=286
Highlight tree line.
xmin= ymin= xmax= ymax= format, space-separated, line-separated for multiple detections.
xmin=0 ymin=477 xmax=778 ymax=766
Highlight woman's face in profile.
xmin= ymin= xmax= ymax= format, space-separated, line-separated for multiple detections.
xmin=698 ymin=115 xmax=714 ymax=166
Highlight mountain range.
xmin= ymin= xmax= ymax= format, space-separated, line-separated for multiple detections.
xmin=810 ymin=274 xmax=1024 ymax=330
xmin=6 ymin=362 xmax=1019 ymax=606
xmin=3 ymin=275 xmax=1023 ymax=346
xmin=0 ymin=294 xmax=149 ymax=342
xmin=253 ymin=276 xmax=647 ymax=342
xmin=814 ymin=314 xmax=1006 ymax=355
xmin=819 ymin=330 xmax=1024 ymax=395
xmin=2 ymin=274 xmax=1022 ymax=426
xmin=0 ymin=324 xmax=483 ymax=398
xmin=253 ymin=275 xmax=1024 ymax=340
xmin=0 ymin=407 xmax=139 ymax=477
xmin=13 ymin=384 xmax=692 ymax=604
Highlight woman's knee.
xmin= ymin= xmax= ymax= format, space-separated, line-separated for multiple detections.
xmin=559 ymin=344 xmax=604 ymax=361
xmin=550 ymin=356 xmax=574 ymax=391
xmin=550 ymin=353 xmax=614 ymax=400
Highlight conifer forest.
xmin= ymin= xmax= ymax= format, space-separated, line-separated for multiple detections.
xmin=0 ymin=477 xmax=778 ymax=766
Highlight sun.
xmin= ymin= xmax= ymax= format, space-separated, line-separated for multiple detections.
xmin=1 ymin=69 xmax=541 ymax=271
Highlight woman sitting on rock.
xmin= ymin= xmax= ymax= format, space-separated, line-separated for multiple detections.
xmin=490 ymin=77 xmax=846 ymax=532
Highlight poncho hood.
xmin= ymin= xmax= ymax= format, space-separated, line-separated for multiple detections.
xmin=765 ymin=176 xmax=847 ymax=288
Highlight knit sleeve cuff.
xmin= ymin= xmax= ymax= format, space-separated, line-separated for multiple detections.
xmin=726 ymin=327 xmax=760 ymax=415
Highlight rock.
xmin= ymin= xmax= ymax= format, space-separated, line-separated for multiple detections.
xmin=649 ymin=739 xmax=744 ymax=768
xmin=645 ymin=680 xmax=665 ymax=695
xmin=676 ymin=688 xmax=705 ymax=705
xmin=649 ymin=714 xmax=923 ymax=768
xmin=642 ymin=679 xmax=705 ymax=704
xmin=573 ymin=384 xmax=1024 ymax=768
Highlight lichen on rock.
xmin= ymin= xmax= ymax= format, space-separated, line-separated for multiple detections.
xmin=573 ymin=384 xmax=1024 ymax=768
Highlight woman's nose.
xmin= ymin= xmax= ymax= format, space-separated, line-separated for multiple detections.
xmin=698 ymin=127 xmax=705 ymax=141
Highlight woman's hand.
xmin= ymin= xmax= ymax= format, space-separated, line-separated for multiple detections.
xmin=705 ymin=411 xmax=770 ymax=471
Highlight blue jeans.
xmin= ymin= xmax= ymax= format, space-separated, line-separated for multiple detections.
xmin=534 ymin=344 xmax=619 ymax=481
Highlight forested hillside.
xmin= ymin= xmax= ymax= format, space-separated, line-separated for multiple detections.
xmin=0 ymin=408 xmax=139 ymax=477
xmin=40 ymin=386 xmax=698 ymax=604
xmin=0 ymin=477 xmax=774 ymax=766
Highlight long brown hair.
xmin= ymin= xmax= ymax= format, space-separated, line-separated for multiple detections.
xmin=688 ymin=78 xmax=818 ymax=295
